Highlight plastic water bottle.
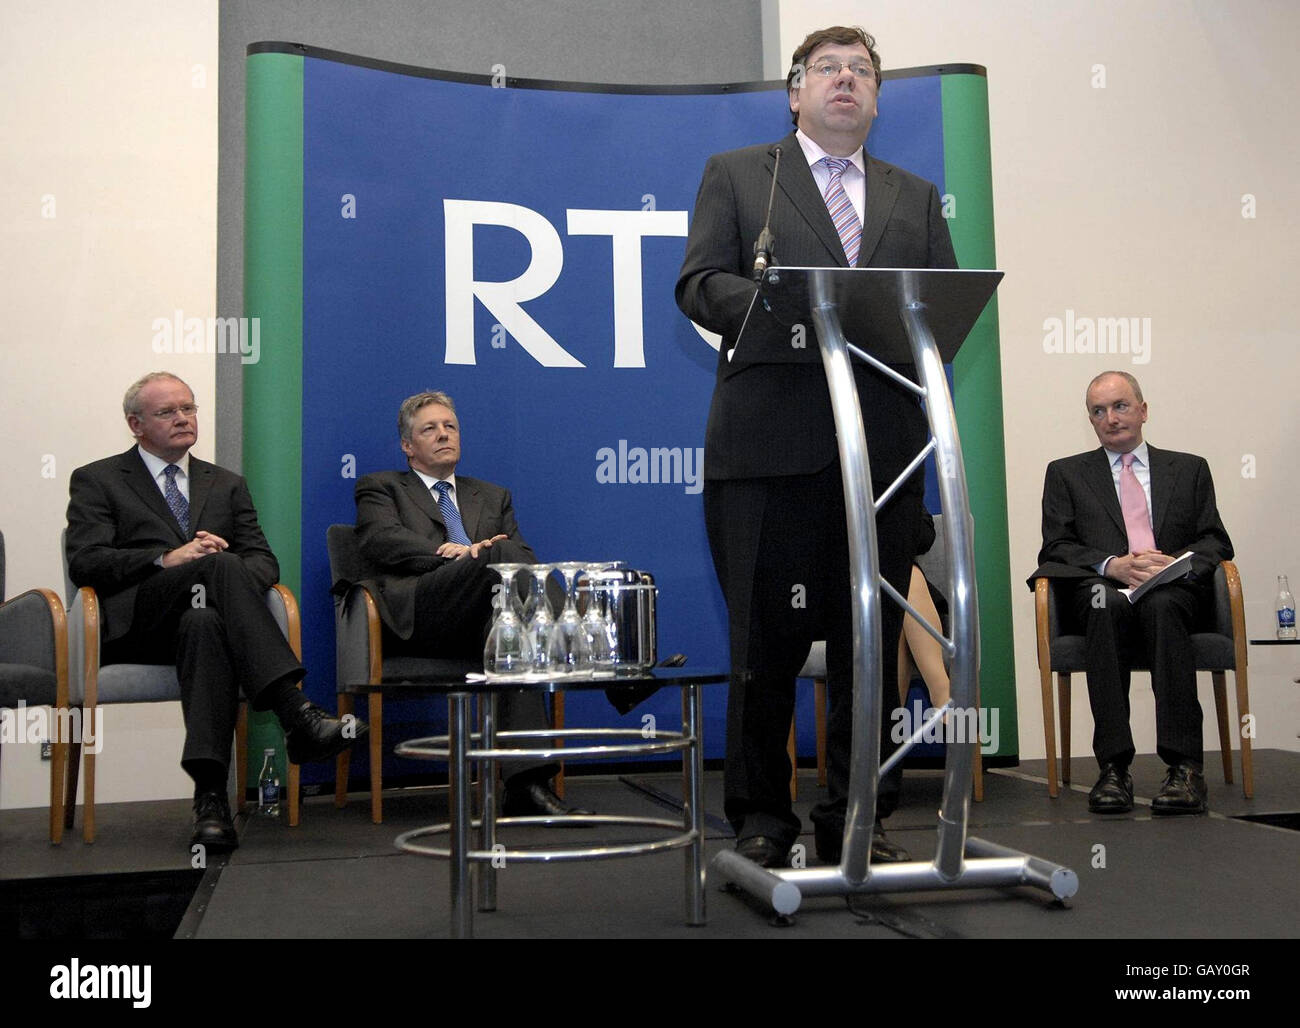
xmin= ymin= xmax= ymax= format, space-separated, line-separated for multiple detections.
xmin=1278 ymin=575 xmax=1297 ymax=641
xmin=257 ymin=748 xmax=281 ymax=818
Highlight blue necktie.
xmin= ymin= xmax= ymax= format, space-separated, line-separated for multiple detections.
xmin=164 ymin=464 xmax=190 ymax=536
xmin=432 ymin=481 xmax=472 ymax=545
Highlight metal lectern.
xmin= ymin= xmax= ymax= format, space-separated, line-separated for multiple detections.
xmin=710 ymin=267 xmax=1078 ymax=917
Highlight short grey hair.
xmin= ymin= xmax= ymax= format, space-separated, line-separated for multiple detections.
xmin=123 ymin=372 xmax=190 ymax=417
xmin=1086 ymin=370 xmax=1144 ymax=405
xmin=398 ymin=390 xmax=457 ymax=442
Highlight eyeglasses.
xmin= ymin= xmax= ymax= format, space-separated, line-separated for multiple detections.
xmin=141 ymin=404 xmax=199 ymax=420
xmin=808 ymin=58 xmax=877 ymax=80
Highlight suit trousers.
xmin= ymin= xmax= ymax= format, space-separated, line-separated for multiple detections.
xmin=103 ymin=552 xmax=304 ymax=774
xmin=705 ymin=461 xmax=921 ymax=847
xmin=1066 ymin=577 xmax=1206 ymax=768
xmin=398 ymin=540 xmax=556 ymax=783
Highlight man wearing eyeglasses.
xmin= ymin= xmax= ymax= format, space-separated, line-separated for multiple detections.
xmin=676 ymin=25 xmax=956 ymax=869
xmin=65 ymin=371 xmax=368 ymax=851
xmin=1030 ymin=371 xmax=1233 ymax=816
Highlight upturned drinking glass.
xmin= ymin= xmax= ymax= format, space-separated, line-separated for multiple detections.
xmin=483 ymin=563 xmax=534 ymax=679
xmin=546 ymin=562 xmax=592 ymax=676
xmin=524 ymin=563 xmax=557 ymax=674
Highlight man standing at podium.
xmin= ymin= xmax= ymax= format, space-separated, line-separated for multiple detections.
xmin=676 ymin=25 xmax=957 ymax=867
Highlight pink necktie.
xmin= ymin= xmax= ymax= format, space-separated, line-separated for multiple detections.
xmin=820 ymin=157 xmax=861 ymax=266
xmin=1119 ymin=453 xmax=1155 ymax=552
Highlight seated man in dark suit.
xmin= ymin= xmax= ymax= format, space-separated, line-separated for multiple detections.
xmin=352 ymin=390 xmax=581 ymax=816
xmin=1031 ymin=371 xmax=1233 ymax=815
xmin=66 ymin=372 xmax=367 ymax=852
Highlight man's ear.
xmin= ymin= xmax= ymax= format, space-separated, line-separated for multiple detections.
xmin=127 ymin=415 xmax=143 ymax=439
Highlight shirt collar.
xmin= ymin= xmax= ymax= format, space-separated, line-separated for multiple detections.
xmin=413 ymin=468 xmax=457 ymax=495
xmin=795 ymin=128 xmax=866 ymax=176
xmin=1105 ymin=441 xmax=1150 ymax=468
xmin=137 ymin=445 xmax=189 ymax=480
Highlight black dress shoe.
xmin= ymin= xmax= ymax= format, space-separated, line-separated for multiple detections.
xmin=815 ymin=821 xmax=911 ymax=864
xmin=1088 ymin=762 xmax=1134 ymax=813
xmin=736 ymin=835 xmax=790 ymax=868
xmin=1151 ymin=762 xmax=1208 ymax=816
xmin=191 ymin=791 xmax=238 ymax=852
xmin=284 ymin=702 xmax=369 ymax=765
xmin=501 ymin=779 xmax=593 ymax=818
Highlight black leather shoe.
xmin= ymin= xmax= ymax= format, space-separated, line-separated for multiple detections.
xmin=736 ymin=835 xmax=791 ymax=868
xmin=501 ymin=779 xmax=593 ymax=818
xmin=815 ymin=821 xmax=911 ymax=864
xmin=1151 ymin=762 xmax=1208 ymax=816
xmin=191 ymin=791 xmax=238 ymax=852
xmin=284 ymin=702 xmax=369 ymax=764
xmin=1088 ymin=762 xmax=1134 ymax=813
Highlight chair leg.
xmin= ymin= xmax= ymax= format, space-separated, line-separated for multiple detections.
xmin=787 ymin=716 xmax=797 ymax=802
xmin=234 ymin=703 xmax=248 ymax=811
xmin=1038 ymin=665 xmax=1059 ymax=798
xmin=83 ymin=720 xmax=97 ymax=844
xmin=369 ymin=692 xmax=383 ymax=824
xmin=814 ymin=677 xmax=827 ymax=788
xmin=1211 ymin=672 xmax=1233 ymax=785
xmin=64 ymin=736 xmax=81 ymax=830
xmin=553 ymin=691 xmax=565 ymax=799
xmin=49 ymin=734 xmax=67 ymax=844
xmin=1234 ymin=667 xmax=1253 ymax=799
xmin=335 ymin=694 xmax=354 ymax=808
xmin=1058 ymin=673 xmax=1071 ymax=786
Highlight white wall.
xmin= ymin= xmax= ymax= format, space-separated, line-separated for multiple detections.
xmin=0 ymin=0 xmax=218 ymax=808
xmin=777 ymin=1 xmax=1300 ymax=760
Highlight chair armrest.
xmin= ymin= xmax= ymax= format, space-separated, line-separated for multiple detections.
xmin=1034 ymin=577 xmax=1054 ymax=670
xmin=265 ymin=584 xmax=303 ymax=660
xmin=336 ymin=584 xmax=382 ymax=689
xmin=1222 ymin=561 xmax=1247 ymax=669
xmin=66 ymin=587 xmax=100 ymax=707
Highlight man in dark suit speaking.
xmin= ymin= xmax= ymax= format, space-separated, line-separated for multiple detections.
xmin=1030 ymin=371 xmax=1233 ymax=815
xmin=352 ymin=390 xmax=577 ymax=816
xmin=675 ymin=25 xmax=957 ymax=867
xmin=66 ymin=372 xmax=366 ymax=852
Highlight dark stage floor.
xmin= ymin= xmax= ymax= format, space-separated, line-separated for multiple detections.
xmin=2 ymin=749 xmax=1297 ymax=940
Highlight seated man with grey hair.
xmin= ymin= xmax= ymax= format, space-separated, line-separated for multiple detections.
xmin=352 ymin=389 xmax=582 ymax=816
xmin=1030 ymin=370 xmax=1233 ymax=816
xmin=66 ymin=371 xmax=368 ymax=852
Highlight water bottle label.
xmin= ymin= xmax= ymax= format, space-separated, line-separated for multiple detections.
xmin=1280 ymin=607 xmax=1296 ymax=628
xmin=260 ymin=783 xmax=280 ymax=805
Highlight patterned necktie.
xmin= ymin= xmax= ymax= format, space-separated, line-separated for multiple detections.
xmin=1119 ymin=453 xmax=1155 ymax=552
xmin=164 ymin=464 xmax=190 ymax=536
xmin=432 ymin=481 xmax=472 ymax=546
xmin=820 ymin=156 xmax=862 ymax=266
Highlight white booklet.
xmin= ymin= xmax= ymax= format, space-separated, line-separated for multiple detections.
xmin=1119 ymin=551 xmax=1195 ymax=603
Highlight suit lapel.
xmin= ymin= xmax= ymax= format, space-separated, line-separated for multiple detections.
xmin=402 ymin=471 xmax=446 ymax=533
xmin=1085 ymin=448 xmax=1127 ymax=542
xmin=857 ymin=158 xmax=899 ymax=266
xmin=118 ymin=448 xmax=187 ymax=543
xmin=772 ymin=136 xmax=849 ymax=268
xmin=187 ymin=458 xmax=214 ymax=533
xmin=456 ymin=479 xmax=483 ymax=540
xmin=1146 ymin=445 xmax=1177 ymax=543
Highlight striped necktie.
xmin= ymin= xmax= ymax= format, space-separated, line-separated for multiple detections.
xmin=820 ymin=156 xmax=862 ymax=266
xmin=432 ymin=481 xmax=472 ymax=546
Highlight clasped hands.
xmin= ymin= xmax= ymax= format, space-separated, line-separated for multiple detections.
xmin=161 ymin=530 xmax=229 ymax=568
xmin=437 ymin=534 xmax=508 ymax=560
xmin=1107 ymin=549 xmax=1176 ymax=588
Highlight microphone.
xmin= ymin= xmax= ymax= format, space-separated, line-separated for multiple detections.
xmin=751 ymin=146 xmax=782 ymax=281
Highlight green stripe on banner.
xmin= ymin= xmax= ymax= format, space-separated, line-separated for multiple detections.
xmin=243 ymin=52 xmax=304 ymax=781
xmin=942 ymin=73 xmax=1019 ymax=756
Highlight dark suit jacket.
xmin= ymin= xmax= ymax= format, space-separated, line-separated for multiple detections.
xmin=65 ymin=448 xmax=279 ymax=641
xmin=675 ymin=132 xmax=958 ymax=485
xmin=1028 ymin=445 xmax=1233 ymax=590
xmin=353 ymin=470 xmax=537 ymax=640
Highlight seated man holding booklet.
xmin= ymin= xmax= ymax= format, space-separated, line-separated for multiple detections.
xmin=1029 ymin=371 xmax=1233 ymax=815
